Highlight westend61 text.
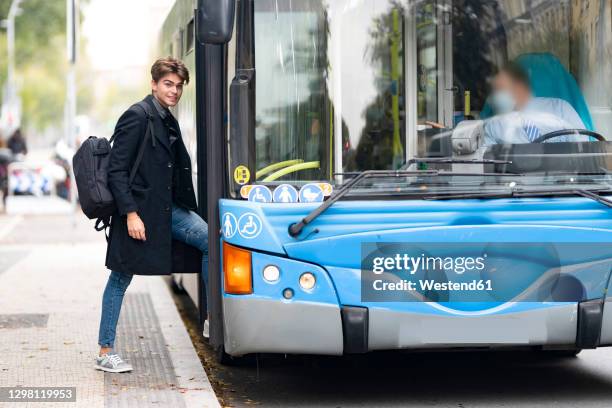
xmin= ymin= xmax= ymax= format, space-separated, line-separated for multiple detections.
xmin=373 ymin=279 xmax=494 ymax=292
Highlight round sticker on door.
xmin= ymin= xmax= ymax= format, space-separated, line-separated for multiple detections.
xmin=248 ymin=185 xmax=272 ymax=203
xmin=233 ymin=165 xmax=251 ymax=185
xmin=221 ymin=212 xmax=238 ymax=239
xmin=318 ymin=182 xmax=333 ymax=196
xmin=240 ymin=185 xmax=254 ymax=199
xmin=273 ymin=184 xmax=298 ymax=203
xmin=238 ymin=212 xmax=262 ymax=239
xmin=299 ymin=183 xmax=324 ymax=203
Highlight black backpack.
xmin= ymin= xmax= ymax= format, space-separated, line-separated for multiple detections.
xmin=73 ymin=101 xmax=155 ymax=234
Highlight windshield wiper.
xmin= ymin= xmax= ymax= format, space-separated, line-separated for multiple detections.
xmin=574 ymin=189 xmax=612 ymax=207
xmin=399 ymin=157 xmax=513 ymax=170
xmin=424 ymin=188 xmax=612 ymax=207
xmin=288 ymin=169 xmax=438 ymax=238
xmin=288 ymin=168 xmax=527 ymax=238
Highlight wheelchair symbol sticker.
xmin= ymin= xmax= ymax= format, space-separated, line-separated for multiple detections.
xmin=238 ymin=212 xmax=263 ymax=239
xmin=248 ymin=185 xmax=272 ymax=203
xmin=222 ymin=212 xmax=238 ymax=239
xmin=299 ymin=183 xmax=324 ymax=203
xmin=273 ymin=184 xmax=298 ymax=203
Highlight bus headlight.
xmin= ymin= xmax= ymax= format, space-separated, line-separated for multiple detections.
xmin=299 ymin=272 xmax=316 ymax=290
xmin=262 ymin=265 xmax=280 ymax=282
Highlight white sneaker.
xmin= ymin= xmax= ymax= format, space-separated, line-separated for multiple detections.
xmin=203 ymin=319 xmax=210 ymax=339
xmin=94 ymin=353 xmax=133 ymax=373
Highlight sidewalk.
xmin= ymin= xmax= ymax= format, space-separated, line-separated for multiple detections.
xmin=0 ymin=213 xmax=220 ymax=408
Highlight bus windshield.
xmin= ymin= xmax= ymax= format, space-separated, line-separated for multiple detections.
xmin=252 ymin=0 xmax=612 ymax=193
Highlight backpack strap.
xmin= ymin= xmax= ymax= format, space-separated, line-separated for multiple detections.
xmin=95 ymin=217 xmax=111 ymax=242
xmin=99 ymin=100 xmax=158 ymax=240
xmin=127 ymin=101 xmax=156 ymax=186
xmin=108 ymin=101 xmax=156 ymax=145
xmin=136 ymin=101 xmax=156 ymax=148
xmin=107 ymin=101 xmax=156 ymax=187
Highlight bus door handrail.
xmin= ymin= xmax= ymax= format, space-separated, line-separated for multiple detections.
xmin=262 ymin=161 xmax=320 ymax=182
xmin=256 ymin=159 xmax=304 ymax=179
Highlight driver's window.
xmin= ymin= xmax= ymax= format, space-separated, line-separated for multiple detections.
xmin=414 ymin=0 xmax=612 ymax=163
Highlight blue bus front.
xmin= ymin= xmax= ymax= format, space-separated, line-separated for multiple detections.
xmin=220 ymin=0 xmax=612 ymax=356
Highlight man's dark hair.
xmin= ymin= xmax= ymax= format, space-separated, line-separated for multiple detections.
xmin=500 ymin=62 xmax=531 ymax=89
xmin=151 ymin=57 xmax=190 ymax=85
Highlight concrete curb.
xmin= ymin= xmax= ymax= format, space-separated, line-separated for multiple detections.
xmin=146 ymin=276 xmax=220 ymax=408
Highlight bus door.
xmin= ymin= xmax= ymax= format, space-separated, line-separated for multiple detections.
xmin=194 ymin=0 xmax=235 ymax=346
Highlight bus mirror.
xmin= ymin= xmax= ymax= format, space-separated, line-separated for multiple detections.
xmin=196 ymin=0 xmax=236 ymax=44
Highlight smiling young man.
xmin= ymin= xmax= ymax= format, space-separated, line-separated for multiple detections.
xmin=95 ymin=57 xmax=209 ymax=373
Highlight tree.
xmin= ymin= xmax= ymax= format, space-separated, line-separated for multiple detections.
xmin=0 ymin=0 xmax=91 ymax=132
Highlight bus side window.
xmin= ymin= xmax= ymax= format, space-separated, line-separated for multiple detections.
xmin=171 ymin=29 xmax=183 ymax=58
xmin=185 ymin=18 xmax=195 ymax=55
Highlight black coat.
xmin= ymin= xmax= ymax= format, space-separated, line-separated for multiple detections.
xmin=105 ymin=94 xmax=202 ymax=276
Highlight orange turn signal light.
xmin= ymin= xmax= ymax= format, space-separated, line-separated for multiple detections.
xmin=223 ymin=242 xmax=253 ymax=294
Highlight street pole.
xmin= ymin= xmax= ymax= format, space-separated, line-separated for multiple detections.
xmin=6 ymin=0 xmax=22 ymax=87
xmin=1 ymin=0 xmax=23 ymax=136
xmin=65 ymin=0 xmax=78 ymax=214
xmin=7 ymin=4 xmax=15 ymax=86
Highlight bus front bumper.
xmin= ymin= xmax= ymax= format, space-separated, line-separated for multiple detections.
xmin=221 ymin=249 xmax=612 ymax=356
xmin=222 ymin=297 xmax=612 ymax=356
xmin=223 ymin=297 xmax=344 ymax=356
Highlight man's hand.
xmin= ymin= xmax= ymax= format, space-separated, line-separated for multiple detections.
xmin=425 ymin=121 xmax=446 ymax=129
xmin=127 ymin=212 xmax=146 ymax=241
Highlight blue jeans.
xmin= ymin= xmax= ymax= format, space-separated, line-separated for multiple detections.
xmin=98 ymin=204 xmax=209 ymax=348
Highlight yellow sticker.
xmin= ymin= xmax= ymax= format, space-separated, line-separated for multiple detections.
xmin=233 ymin=165 xmax=250 ymax=185
xmin=318 ymin=183 xmax=333 ymax=196
xmin=240 ymin=185 xmax=254 ymax=199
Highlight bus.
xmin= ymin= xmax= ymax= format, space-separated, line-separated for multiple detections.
xmin=160 ymin=0 xmax=612 ymax=362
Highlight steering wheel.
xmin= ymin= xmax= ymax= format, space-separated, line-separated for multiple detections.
xmin=533 ymin=129 xmax=606 ymax=143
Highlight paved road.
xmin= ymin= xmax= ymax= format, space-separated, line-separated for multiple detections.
xmin=208 ymin=345 xmax=612 ymax=407
xmin=174 ymin=291 xmax=612 ymax=408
